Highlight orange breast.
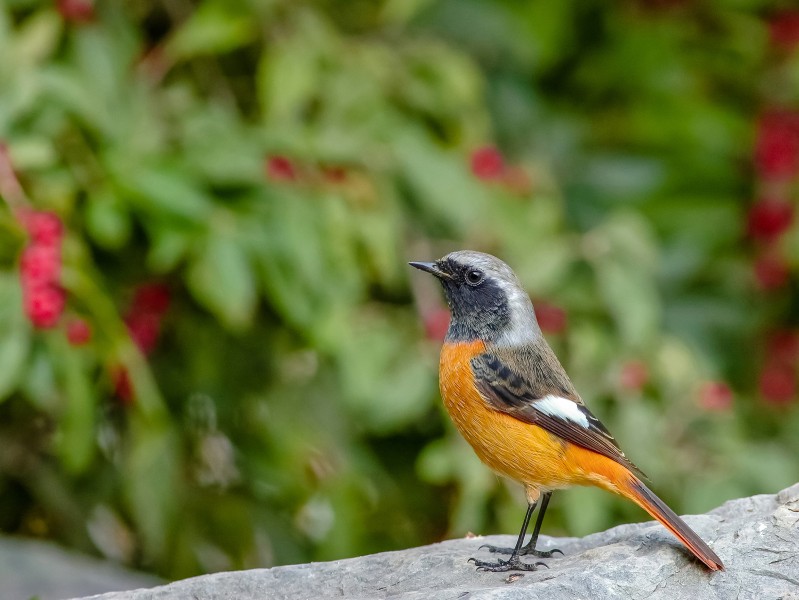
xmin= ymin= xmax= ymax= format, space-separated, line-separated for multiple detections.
xmin=439 ymin=341 xmax=626 ymax=494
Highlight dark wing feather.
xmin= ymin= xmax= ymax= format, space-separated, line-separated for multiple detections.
xmin=471 ymin=352 xmax=646 ymax=478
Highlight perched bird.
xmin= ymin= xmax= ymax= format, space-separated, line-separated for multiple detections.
xmin=410 ymin=251 xmax=724 ymax=572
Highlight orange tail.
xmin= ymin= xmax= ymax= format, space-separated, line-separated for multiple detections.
xmin=620 ymin=476 xmax=724 ymax=571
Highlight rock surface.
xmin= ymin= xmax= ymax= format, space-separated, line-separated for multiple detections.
xmin=0 ymin=536 xmax=160 ymax=600
xmin=73 ymin=483 xmax=799 ymax=600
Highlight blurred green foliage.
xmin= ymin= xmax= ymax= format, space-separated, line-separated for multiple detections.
xmin=0 ymin=0 xmax=798 ymax=580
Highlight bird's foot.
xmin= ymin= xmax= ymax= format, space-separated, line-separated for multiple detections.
xmin=479 ymin=543 xmax=564 ymax=558
xmin=468 ymin=556 xmax=548 ymax=572
xmin=525 ymin=547 xmax=563 ymax=558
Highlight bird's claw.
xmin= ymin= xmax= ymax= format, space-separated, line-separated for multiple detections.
xmin=531 ymin=548 xmax=564 ymax=558
xmin=468 ymin=557 xmax=548 ymax=572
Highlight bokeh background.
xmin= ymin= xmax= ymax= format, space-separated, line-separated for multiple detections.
xmin=1 ymin=0 xmax=798 ymax=582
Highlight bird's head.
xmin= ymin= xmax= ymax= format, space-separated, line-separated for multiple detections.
xmin=410 ymin=250 xmax=540 ymax=345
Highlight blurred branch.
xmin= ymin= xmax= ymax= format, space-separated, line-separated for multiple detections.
xmin=0 ymin=143 xmax=30 ymax=214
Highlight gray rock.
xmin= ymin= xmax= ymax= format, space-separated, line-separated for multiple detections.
xmin=0 ymin=536 xmax=160 ymax=600
xmin=72 ymin=483 xmax=799 ymax=600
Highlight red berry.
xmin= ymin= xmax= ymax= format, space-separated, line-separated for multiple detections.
xmin=770 ymin=10 xmax=799 ymax=52
xmin=759 ymin=363 xmax=796 ymax=406
xmin=20 ymin=211 xmax=63 ymax=246
xmin=755 ymin=111 xmax=799 ymax=180
xmin=322 ymin=166 xmax=348 ymax=183
xmin=131 ymin=284 xmax=171 ymax=315
xmin=20 ymin=245 xmax=61 ymax=287
xmin=754 ymin=254 xmax=790 ymax=290
xmin=18 ymin=211 xmax=65 ymax=329
xmin=619 ymin=360 xmax=649 ymax=391
xmin=470 ymin=146 xmax=505 ymax=181
xmin=119 ymin=283 xmax=170 ymax=355
xmin=766 ymin=330 xmax=799 ymax=365
xmin=266 ymin=156 xmax=297 ymax=181
xmin=24 ymin=285 xmax=66 ymax=329
xmin=698 ymin=381 xmax=733 ymax=411
xmin=56 ymin=0 xmax=95 ymax=23
xmin=423 ymin=308 xmax=451 ymax=341
xmin=125 ymin=313 xmax=161 ymax=355
xmin=112 ymin=367 xmax=134 ymax=405
xmin=123 ymin=283 xmax=170 ymax=354
xmin=535 ymin=301 xmax=567 ymax=334
xmin=747 ymin=198 xmax=794 ymax=241
xmin=66 ymin=318 xmax=92 ymax=346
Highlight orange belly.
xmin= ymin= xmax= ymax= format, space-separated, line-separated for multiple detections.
xmin=439 ymin=341 xmax=627 ymax=495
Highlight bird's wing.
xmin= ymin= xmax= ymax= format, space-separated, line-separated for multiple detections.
xmin=471 ymin=352 xmax=646 ymax=478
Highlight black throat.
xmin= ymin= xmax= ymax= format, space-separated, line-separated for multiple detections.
xmin=440 ymin=277 xmax=511 ymax=343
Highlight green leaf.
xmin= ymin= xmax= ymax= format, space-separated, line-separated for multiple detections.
xmin=561 ymin=487 xmax=614 ymax=536
xmin=20 ymin=347 xmax=58 ymax=412
xmin=257 ymin=12 xmax=334 ymax=124
xmin=12 ymin=8 xmax=61 ymax=68
xmin=653 ymin=336 xmax=702 ymax=396
xmin=69 ymin=17 xmax=140 ymax=108
xmin=187 ymin=234 xmax=257 ymax=331
xmin=381 ymin=0 xmax=437 ymax=25
xmin=5 ymin=137 xmax=56 ymax=170
xmin=123 ymin=421 xmax=181 ymax=565
xmin=594 ymin=212 xmax=659 ymax=271
xmin=581 ymin=154 xmax=665 ymax=202
xmin=147 ymin=226 xmax=192 ymax=273
xmin=393 ymin=128 xmax=488 ymax=235
xmin=85 ymin=190 xmax=132 ymax=250
xmin=335 ymin=312 xmax=437 ymax=433
xmin=38 ymin=67 xmax=112 ymax=137
xmin=165 ymin=1 xmax=256 ymax=62
xmin=252 ymin=192 xmax=362 ymax=336
xmin=596 ymin=260 xmax=661 ymax=349
xmin=112 ymin=165 xmax=214 ymax=224
xmin=0 ymin=274 xmax=29 ymax=401
xmin=181 ymin=105 xmax=265 ymax=185
xmin=53 ymin=338 xmax=96 ymax=474
xmin=257 ymin=35 xmax=320 ymax=123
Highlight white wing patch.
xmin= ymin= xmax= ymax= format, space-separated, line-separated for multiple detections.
xmin=536 ymin=395 xmax=589 ymax=428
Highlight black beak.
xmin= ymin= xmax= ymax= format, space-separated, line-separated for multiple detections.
xmin=409 ymin=261 xmax=451 ymax=280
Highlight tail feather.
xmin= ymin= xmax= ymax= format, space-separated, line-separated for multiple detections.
xmin=623 ymin=477 xmax=724 ymax=571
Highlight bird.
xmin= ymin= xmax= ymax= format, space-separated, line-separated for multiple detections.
xmin=409 ymin=250 xmax=724 ymax=573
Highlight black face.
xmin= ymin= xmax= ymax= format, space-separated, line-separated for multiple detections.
xmin=431 ymin=258 xmax=511 ymax=342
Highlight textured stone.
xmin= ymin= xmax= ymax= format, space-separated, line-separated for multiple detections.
xmin=0 ymin=536 xmax=160 ymax=600
xmin=72 ymin=483 xmax=799 ymax=600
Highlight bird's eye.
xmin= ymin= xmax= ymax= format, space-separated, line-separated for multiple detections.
xmin=465 ymin=269 xmax=484 ymax=286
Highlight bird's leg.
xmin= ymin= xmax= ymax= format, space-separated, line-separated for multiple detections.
xmin=469 ymin=499 xmax=547 ymax=572
xmin=518 ymin=492 xmax=563 ymax=557
xmin=480 ymin=492 xmax=563 ymax=558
